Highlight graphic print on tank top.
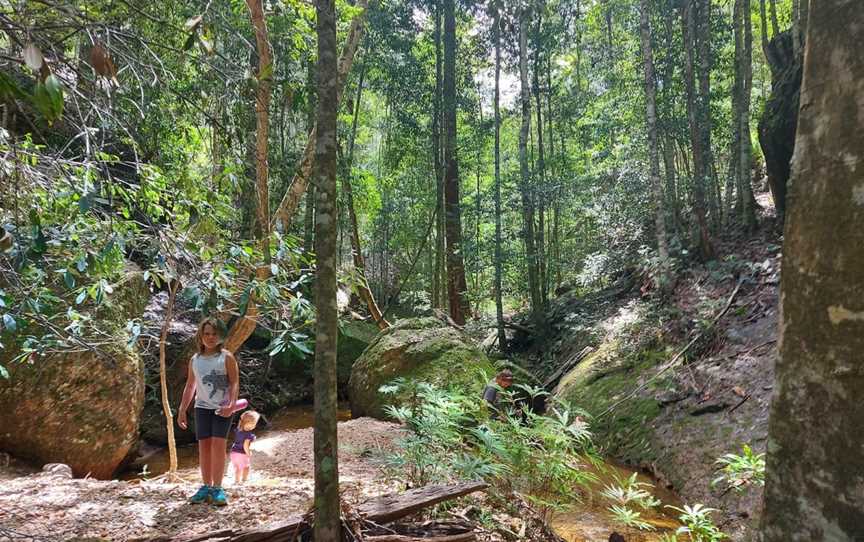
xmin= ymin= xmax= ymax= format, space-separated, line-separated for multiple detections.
xmin=193 ymin=351 xmax=230 ymax=409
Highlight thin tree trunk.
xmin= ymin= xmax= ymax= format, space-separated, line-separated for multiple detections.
xmin=432 ymin=0 xmax=445 ymax=310
xmin=546 ymin=56 xmax=561 ymax=292
xmin=639 ymin=0 xmax=670 ymax=283
xmin=474 ymin=89 xmax=482 ymax=316
xmin=791 ymin=0 xmax=800 ymax=55
xmin=247 ymin=0 xmax=272 ymax=266
xmin=271 ymin=0 xmax=368 ymax=231
xmin=758 ymin=0 xmax=777 ymax=68
xmin=492 ymin=0 xmax=506 ymax=351
xmin=312 ymin=0 xmax=340 ymax=537
xmin=159 ymin=280 xmax=179 ymax=475
xmin=518 ymin=7 xmax=542 ymax=320
xmin=738 ymin=0 xmax=757 ymax=230
xmin=681 ymin=0 xmax=715 ymax=261
xmin=343 ymin=63 xmax=390 ymax=330
xmin=442 ymin=0 xmax=469 ymax=325
xmin=728 ymin=0 xmax=743 ymax=221
xmin=662 ymin=136 xmax=681 ymax=234
xmin=696 ymin=0 xmax=720 ymax=231
xmin=533 ymin=28 xmax=548 ymax=308
xmin=768 ymin=0 xmax=780 ymax=38
xmin=304 ymin=59 xmax=316 ymax=253
xmin=762 ymin=3 xmax=864 ymax=537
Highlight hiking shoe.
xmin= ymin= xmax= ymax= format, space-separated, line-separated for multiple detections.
xmin=210 ymin=486 xmax=228 ymax=506
xmin=189 ymin=484 xmax=211 ymax=504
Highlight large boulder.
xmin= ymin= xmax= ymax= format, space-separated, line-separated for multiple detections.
xmin=337 ymin=320 xmax=378 ymax=392
xmin=348 ymin=317 xmax=495 ymax=419
xmin=0 ymin=269 xmax=148 ymax=479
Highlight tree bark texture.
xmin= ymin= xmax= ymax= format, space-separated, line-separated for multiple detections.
xmin=518 ymin=9 xmax=541 ymax=321
xmin=532 ymin=28 xmax=548 ymax=309
xmin=271 ymin=0 xmax=368 ymax=231
xmin=159 ymin=280 xmax=179 ymax=474
xmin=492 ymin=1 xmax=506 ymax=351
xmin=638 ymin=0 xmax=670 ymax=278
xmin=762 ymin=2 xmax=864 ymax=537
xmin=695 ymin=0 xmax=719 ymax=231
xmin=442 ymin=0 xmax=469 ymax=325
xmin=313 ymin=0 xmax=340 ymax=538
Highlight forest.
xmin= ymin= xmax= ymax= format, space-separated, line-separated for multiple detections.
xmin=0 ymin=0 xmax=862 ymax=540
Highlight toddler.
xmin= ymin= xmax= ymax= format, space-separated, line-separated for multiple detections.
xmin=230 ymin=410 xmax=260 ymax=484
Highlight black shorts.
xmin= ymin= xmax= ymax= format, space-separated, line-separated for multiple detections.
xmin=195 ymin=407 xmax=232 ymax=441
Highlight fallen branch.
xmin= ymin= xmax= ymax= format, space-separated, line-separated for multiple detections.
xmin=364 ymin=534 xmax=475 ymax=542
xmin=543 ymin=346 xmax=594 ymax=390
xmin=597 ymin=278 xmax=744 ymax=419
xmin=164 ymin=482 xmax=488 ymax=542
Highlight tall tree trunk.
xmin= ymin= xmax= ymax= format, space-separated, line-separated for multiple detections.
xmin=546 ymin=56 xmax=561 ymax=292
xmin=681 ymin=0 xmax=715 ymax=261
xmin=728 ymin=0 xmax=743 ymax=221
xmin=247 ymin=0 xmax=272 ymax=266
xmin=492 ymin=0 xmax=506 ymax=351
xmin=343 ymin=63 xmax=390 ymax=330
xmin=533 ymin=29 xmax=548 ymax=308
xmin=639 ymin=0 xmax=670 ymax=284
xmin=432 ymin=0 xmax=446 ymax=310
xmin=761 ymin=2 xmax=864 ymax=537
xmin=443 ymin=0 xmax=469 ymax=325
xmin=474 ymin=89 xmax=483 ymax=315
xmin=312 ymin=0 xmax=340 ymax=538
xmin=518 ymin=7 xmax=542 ymax=320
xmin=758 ymin=0 xmax=777 ymax=68
xmin=696 ymin=0 xmax=719 ymax=231
xmin=662 ymin=136 xmax=682 ymax=234
xmin=738 ymin=0 xmax=757 ymax=230
xmin=303 ymin=59 xmax=317 ymax=254
xmin=271 ymin=0 xmax=368 ymax=230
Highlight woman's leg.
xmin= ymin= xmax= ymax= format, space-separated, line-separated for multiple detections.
xmin=210 ymin=438 xmax=228 ymax=488
xmin=199 ymin=438 xmax=213 ymax=485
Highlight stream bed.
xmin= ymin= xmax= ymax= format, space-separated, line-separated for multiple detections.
xmin=127 ymin=405 xmax=682 ymax=541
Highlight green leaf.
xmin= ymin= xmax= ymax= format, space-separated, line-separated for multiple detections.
xmin=75 ymin=290 xmax=87 ymax=305
xmin=0 ymin=363 xmax=8 ymax=379
xmin=270 ymin=263 xmax=278 ymax=276
xmin=64 ymin=271 xmax=75 ymax=289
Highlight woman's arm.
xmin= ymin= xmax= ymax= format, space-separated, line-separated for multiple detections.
xmin=217 ymin=350 xmax=240 ymax=417
xmin=177 ymin=360 xmax=197 ymax=429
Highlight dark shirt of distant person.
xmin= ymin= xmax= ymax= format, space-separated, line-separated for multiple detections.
xmin=483 ymin=369 xmax=514 ymax=418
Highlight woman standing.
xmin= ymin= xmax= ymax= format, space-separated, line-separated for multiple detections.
xmin=177 ymin=317 xmax=239 ymax=506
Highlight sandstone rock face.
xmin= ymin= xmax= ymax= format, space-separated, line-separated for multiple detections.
xmin=0 ymin=270 xmax=148 ymax=479
xmin=348 ymin=317 xmax=495 ymax=419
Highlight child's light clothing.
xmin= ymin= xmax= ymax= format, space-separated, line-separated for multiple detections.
xmin=230 ymin=451 xmax=251 ymax=470
xmin=230 ymin=429 xmax=256 ymax=472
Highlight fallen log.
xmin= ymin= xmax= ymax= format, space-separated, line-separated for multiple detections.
xmin=364 ymin=534 xmax=475 ymax=542
xmin=543 ymin=346 xmax=594 ymax=390
xmin=163 ymin=481 xmax=488 ymax=542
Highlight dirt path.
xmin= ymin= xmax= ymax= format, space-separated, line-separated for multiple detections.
xmin=0 ymin=418 xmax=403 ymax=541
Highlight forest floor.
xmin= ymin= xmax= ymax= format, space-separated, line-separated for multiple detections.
xmin=0 ymin=415 xmax=576 ymax=542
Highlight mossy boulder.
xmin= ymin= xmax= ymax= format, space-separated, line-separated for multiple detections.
xmin=0 ymin=268 xmax=149 ymax=479
xmin=348 ymin=317 xmax=495 ymax=419
xmin=338 ymin=320 xmax=379 ymax=389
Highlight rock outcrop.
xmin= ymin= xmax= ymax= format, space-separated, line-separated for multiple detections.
xmin=348 ymin=317 xmax=495 ymax=419
xmin=0 ymin=270 xmax=149 ymax=479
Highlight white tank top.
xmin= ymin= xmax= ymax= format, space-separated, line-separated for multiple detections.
xmin=192 ymin=350 xmax=229 ymax=409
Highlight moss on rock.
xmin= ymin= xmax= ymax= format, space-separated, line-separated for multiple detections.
xmin=348 ymin=317 xmax=495 ymax=419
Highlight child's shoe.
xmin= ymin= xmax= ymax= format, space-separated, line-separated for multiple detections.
xmin=189 ymin=484 xmax=211 ymax=504
xmin=210 ymin=486 xmax=228 ymax=506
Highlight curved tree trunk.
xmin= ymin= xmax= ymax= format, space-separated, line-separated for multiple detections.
xmin=762 ymin=2 xmax=864 ymax=537
xmin=271 ymin=0 xmax=368 ymax=231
